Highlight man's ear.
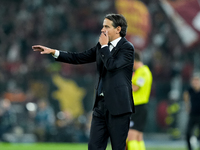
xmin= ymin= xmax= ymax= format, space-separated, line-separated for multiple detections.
xmin=116 ymin=26 xmax=121 ymax=34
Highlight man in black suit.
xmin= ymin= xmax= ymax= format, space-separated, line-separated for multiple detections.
xmin=32 ymin=13 xmax=135 ymax=150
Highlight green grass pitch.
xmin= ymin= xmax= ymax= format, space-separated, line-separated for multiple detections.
xmin=0 ymin=143 xmax=188 ymax=150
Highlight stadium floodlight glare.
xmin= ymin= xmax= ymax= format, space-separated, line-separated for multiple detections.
xmin=26 ymin=102 xmax=37 ymax=111
xmin=57 ymin=111 xmax=65 ymax=120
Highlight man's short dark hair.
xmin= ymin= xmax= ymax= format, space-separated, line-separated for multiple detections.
xmin=134 ymin=51 xmax=141 ymax=62
xmin=105 ymin=14 xmax=127 ymax=37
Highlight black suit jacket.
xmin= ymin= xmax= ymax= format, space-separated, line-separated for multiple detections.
xmin=55 ymin=37 xmax=135 ymax=115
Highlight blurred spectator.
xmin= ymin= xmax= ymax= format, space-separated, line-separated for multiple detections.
xmin=0 ymin=98 xmax=16 ymax=141
xmin=33 ymin=99 xmax=56 ymax=142
xmin=183 ymin=72 xmax=200 ymax=150
xmin=55 ymin=110 xmax=75 ymax=142
xmin=55 ymin=111 xmax=92 ymax=143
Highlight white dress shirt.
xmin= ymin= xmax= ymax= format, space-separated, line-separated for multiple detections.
xmin=53 ymin=50 xmax=60 ymax=59
xmin=101 ymin=37 xmax=121 ymax=51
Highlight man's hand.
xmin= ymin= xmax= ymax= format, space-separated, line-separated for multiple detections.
xmin=32 ymin=45 xmax=55 ymax=55
xmin=99 ymin=31 xmax=109 ymax=46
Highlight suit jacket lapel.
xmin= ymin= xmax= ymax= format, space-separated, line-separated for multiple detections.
xmin=116 ymin=37 xmax=126 ymax=47
xmin=111 ymin=37 xmax=127 ymax=56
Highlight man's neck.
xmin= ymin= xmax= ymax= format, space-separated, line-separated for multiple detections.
xmin=135 ymin=62 xmax=144 ymax=70
xmin=194 ymin=87 xmax=200 ymax=92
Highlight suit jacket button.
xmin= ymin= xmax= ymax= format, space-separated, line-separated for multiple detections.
xmin=102 ymin=55 xmax=104 ymax=57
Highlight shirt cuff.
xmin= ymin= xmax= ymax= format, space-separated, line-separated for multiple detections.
xmin=101 ymin=45 xmax=108 ymax=49
xmin=53 ymin=50 xmax=60 ymax=58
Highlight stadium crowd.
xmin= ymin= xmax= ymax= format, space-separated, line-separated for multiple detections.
xmin=0 ymin=0 xmax=199 ymax=143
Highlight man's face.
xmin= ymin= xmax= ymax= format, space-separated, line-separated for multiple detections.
xmin=191 ymin=77 xmax=200 ymax=89
xmin=101 ymin=18 xmax=121 ymax=42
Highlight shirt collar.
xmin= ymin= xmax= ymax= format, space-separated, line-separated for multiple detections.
xmin=110 ymin=37 xmax=121 ymax=47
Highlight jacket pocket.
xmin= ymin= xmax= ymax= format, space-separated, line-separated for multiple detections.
xmin=114 ymin=85 xmax=130 ymax=104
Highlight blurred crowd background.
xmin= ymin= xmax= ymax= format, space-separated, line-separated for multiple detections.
xmin=0 ymin=0 xmax=200 ymax=143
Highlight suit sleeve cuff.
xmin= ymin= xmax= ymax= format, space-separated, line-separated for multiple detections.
xmin=52 ymin=50 xmax=60 ymax=58
xmin=101 ymin=45 xmax=108 ymax=49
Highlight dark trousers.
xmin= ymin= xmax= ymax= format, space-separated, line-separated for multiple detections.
xmin=186 ymin=115 xmax=200 ymax=150
xmin=88 ymin=97 xmax=131 ymax=150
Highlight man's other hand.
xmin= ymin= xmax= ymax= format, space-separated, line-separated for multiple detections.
xmin=99 ymin=31 xmax=109 ymax=46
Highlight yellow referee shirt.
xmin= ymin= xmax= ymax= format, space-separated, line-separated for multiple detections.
xmin=132 ymin=65 xmax=153 ymax=105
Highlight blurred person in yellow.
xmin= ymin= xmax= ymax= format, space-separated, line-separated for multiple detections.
xmin=183 ymin=72 xmax=200 ymax=150
xmin=127 ymin=51 xmax=153 ymax=150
